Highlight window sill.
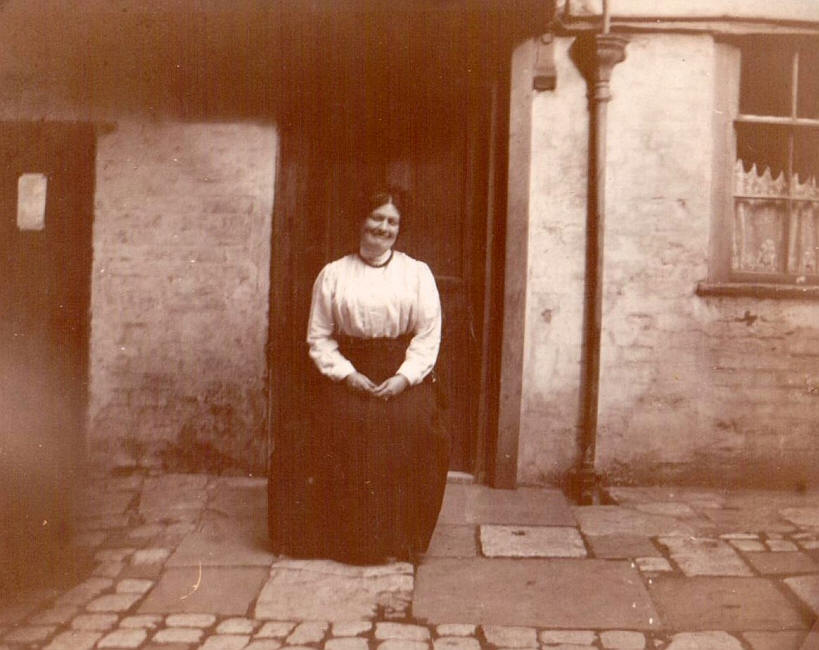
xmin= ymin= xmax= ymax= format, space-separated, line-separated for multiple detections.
xmin=696 ymin=281 xmax=819 ymax=300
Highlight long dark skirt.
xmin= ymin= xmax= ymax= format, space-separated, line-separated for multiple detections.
xmin=268 ymin=336 xmax=449 ymax=565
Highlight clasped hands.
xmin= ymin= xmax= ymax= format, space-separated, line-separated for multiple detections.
xmin=345 ymin=371 xmax=409 ymax=400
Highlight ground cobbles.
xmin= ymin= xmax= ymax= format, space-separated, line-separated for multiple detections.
xmin=5 ymin=478 xmax=819 ymax=650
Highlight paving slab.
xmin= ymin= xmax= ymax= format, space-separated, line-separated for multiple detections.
xmin=573 ymin=507 xmax=698 ymax=537
xmin=208 ymin=483 xmax=267 ymax=516
xmin=743 ymin=551 xmax=819 ymax=575
xmin=78 ymin=492 xmax=135 ymax=517
xmin=479 ymin=526 xmax=586 ymax=558
xmin=413 ymin=559 xmax=660 ymax=630
xmin=424 ymin=525 xmax=478 ymax=558
xmin=255 ymin=560 xmax=413 ymax=621
xmin=742 ymin=631 xmax=807 ymax=650
xmin=605 ymin=487 xmax=727 ymax=508
xmin=586 ymin=536 xmax=661 ymax=559
xmin=438 ymin=485 xmax=575 ymax=526
xmin=139 ymin=567 xmax=268 ymax=615
xmin=702 ymin=508 xmax=795 ymax=534
xmin=781 ymin=507 xmax=819 ymax=528
xmin=784 ymin=575 xmax=819 ymax=615
xmin=167 ymin=513 xmax=274 ymax=567
xmin=657 ymin=537 xmax=752 ymax=576
xmin=647 ymin=576 xmax=809 ymax=631
xmin=633 ymin=503 xmax=697 ymax=518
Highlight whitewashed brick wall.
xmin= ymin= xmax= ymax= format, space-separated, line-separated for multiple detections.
xmin=88 ymin=121 xmax=276 ymax=471
xmin=522 ymin=34 xmax=819 ymax=487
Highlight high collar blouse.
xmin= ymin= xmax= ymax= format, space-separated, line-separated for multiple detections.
xmin=306 ymin=251 xmax=442 ymax=385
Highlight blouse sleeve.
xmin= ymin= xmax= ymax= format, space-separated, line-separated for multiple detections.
xmin=306 ymin=264 xmax=357 ymax=381
xmin=397 ymin=262 xmax=442 ymax=385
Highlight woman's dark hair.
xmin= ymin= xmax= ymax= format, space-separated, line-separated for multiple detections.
xmin=366 ymin=189 xmax=406 ymax=217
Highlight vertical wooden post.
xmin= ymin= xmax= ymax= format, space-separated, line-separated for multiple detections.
xmin=570 ymin=32 xmax=628 ymax=504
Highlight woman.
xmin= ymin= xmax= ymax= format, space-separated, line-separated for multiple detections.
xmin=275 ymin=191 xmax=449 ymax=565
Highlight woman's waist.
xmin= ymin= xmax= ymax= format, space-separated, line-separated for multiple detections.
xmin=335 ymin=333 xmax=412 ymax=350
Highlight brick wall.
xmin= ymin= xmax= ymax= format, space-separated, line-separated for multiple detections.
xmin=88 ymin=121 xmax=276 ymax=472
xmin=520 ymin=33 xmax=819 ymax=487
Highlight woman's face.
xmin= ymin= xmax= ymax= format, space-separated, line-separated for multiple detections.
xmin=361 ymin=203 xmax=400 ymax=254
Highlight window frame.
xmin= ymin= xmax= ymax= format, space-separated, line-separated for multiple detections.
xmin=703 ymin=35 xmax=819 ymax=297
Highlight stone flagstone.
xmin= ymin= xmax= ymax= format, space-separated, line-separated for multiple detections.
xmin=479 ymin=525 xmax=586 ymax=558
xmin=780 ymin=507 xmax=819 ymax=528
xmin=255 ymin=560 xmax=413 ymax=621
xmin=742 ymin=631 xmax=808 ymax=650
xmin=784 ymin=575 xmax=819 ymax=615
xmin=729 ymin=539 xmax=766 ymax=552
xmin=744 ymin=551 xmax=819 ymax=575
xmin=573 ymin=507 xmax=697 ymax=537
xmin=648 ymin=576 xmax=808 ymax=631
xmin=414 ymin=559 xmax=660 ymax=630
xmin=657 ymin=537 xmax=752 ymax=576
xmin=166 ymin=515 xmax=274 ymax=567
xmin=586 ymin=536 xmax=661 ymax=559
xmin=140 ymin=567 xmax=268 ymax=615
xmin=424 ymin=525 xmax=478 ymax=558
xmin=439 ymin=485 xmax=575 ymax=526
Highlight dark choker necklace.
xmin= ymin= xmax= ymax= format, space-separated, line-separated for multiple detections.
xmin=357 ymin=250 xmax=393 ymax=268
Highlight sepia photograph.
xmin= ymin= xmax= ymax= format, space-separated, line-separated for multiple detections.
xmin=1 ymin=0 xmax=818 ymax=648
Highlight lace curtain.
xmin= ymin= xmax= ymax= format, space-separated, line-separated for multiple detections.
xmin=733 ymin=160 xmax=819 ymax=276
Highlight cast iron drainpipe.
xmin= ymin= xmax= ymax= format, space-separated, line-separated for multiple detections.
xmin=568 ymin=3 xmax=628 ymax=505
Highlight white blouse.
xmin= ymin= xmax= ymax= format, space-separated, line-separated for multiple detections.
xmin=306 ymin=250 xmax=442 ymax=385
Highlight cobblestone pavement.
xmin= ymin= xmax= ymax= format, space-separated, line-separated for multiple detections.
xmin=2 ymin=475 xmax=819 ymax=650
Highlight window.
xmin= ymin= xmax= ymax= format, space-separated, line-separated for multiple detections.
xmin=727 ymin=37 xmax=819 ymax=286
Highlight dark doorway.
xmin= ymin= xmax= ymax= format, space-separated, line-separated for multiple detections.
xmin=269 ymin=3 xmax=516 ymax=477
xmin=0 ymin=122 xmax=96 ymax=586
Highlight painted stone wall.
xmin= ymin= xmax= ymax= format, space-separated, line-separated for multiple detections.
xmin=89 ymin=121 xmax=276 ymax=472
xmin=521 ymin=33 xmax=819 ymax=487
